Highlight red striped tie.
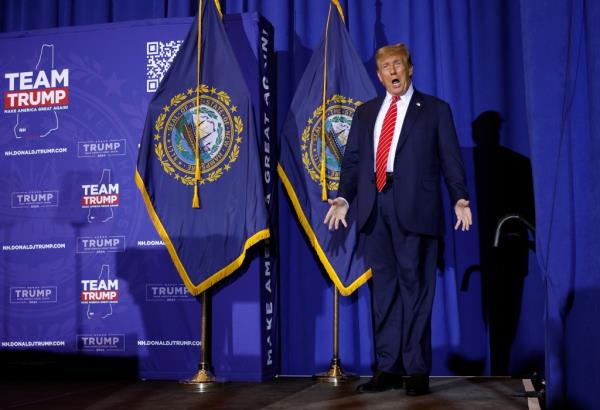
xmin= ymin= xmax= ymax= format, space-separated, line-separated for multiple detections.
xmin=375 ymin=95 xmax=399 ymax=191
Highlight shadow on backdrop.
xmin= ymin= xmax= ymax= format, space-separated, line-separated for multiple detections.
xmin=470 ymin=111 xmax=536 ymax=376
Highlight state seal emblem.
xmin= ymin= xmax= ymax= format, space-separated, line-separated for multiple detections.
xmin=153 ymin=84 xmax=243 ymax=185
xmin=301 ymin=94 xmax=361 ymax=191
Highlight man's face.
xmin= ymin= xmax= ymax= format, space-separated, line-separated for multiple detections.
xmin=376 ymin=53 xmax=413 ymax=96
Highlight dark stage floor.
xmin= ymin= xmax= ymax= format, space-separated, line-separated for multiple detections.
xmin=1 ymin=377 xmax=540 ymax=409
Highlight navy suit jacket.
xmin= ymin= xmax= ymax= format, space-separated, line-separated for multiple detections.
xmin=338 ymin=89 xmax=469 ymax=236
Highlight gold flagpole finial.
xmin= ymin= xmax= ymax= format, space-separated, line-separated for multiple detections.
xmin=214 ymin=0 xmax=223 ymax=18
xmin=331 ymin=0 xmax=345 ymax=23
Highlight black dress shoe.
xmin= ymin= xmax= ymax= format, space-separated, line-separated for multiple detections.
xmin=405 ymin=373 xmax=429 ymax=396
xmin=355 ymin=370 xmax=403 ymax=393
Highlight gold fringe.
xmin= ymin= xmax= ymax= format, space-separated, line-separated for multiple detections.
xmin=135 ymin=170 xmax=270 ymax=295
xmin=277 ymin=164 xmax=371 ymax=296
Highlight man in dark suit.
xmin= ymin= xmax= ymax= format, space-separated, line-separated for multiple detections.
xmin=324 ymin=43 xmax=472 ymax=396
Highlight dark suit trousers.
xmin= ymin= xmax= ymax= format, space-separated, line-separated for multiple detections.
xmin=363 ymin=182 xmax=438 ymax=375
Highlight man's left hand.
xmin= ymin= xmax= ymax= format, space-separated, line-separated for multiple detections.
xmin=454 ymin=199 xmax=472 ymax=231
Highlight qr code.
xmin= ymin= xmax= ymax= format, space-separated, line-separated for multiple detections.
xmin=146 ymin=40 xmax=184 ymax=92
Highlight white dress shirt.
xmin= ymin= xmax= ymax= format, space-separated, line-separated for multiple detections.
xmin=373 ymin=83 xmax=414 ymax=172
xmin=337 ymin=84 xmax=414 ymax=208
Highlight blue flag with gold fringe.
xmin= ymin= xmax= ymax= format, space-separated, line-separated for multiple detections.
xmin=277 ymin=1 xmax=377 ymax=295
xmin=136 ymin=0 xmax=269 ymax=295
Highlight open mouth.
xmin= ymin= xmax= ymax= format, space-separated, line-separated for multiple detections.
xmin=392 ymin=79 xmax=400 ymax=85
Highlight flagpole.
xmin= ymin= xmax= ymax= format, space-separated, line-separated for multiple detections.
xmin=313 ymin=286 xmax=358 ymax=384
xmin=314 ymin=2 xmax=355 ymax=383
xmin=181 ymin=291 xmax=221 ymax=391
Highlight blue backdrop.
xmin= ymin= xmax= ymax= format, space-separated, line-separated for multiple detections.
xmin=2 ymin=1 xmax=599 ymax=409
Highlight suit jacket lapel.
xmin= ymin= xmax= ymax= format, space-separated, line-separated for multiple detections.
xmin=365 ymin=96 xmax=385 ymax=170
xmin=395 ymin=89 xmax=423 ymax=155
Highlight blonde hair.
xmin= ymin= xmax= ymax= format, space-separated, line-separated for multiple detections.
xmin=375 ymin=43 xmax=413 ymax=71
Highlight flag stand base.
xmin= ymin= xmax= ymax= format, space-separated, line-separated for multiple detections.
xmin=179 ymin=291 xmax=224 ymax=392
xmin=313 ymin=357 xmax=358 ymax=385
xmin=180 ymin=363 xmax=222 ymax=392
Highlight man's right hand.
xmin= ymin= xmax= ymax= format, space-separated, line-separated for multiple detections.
xmin=324 ymin=197 xmax=349 ymax=230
